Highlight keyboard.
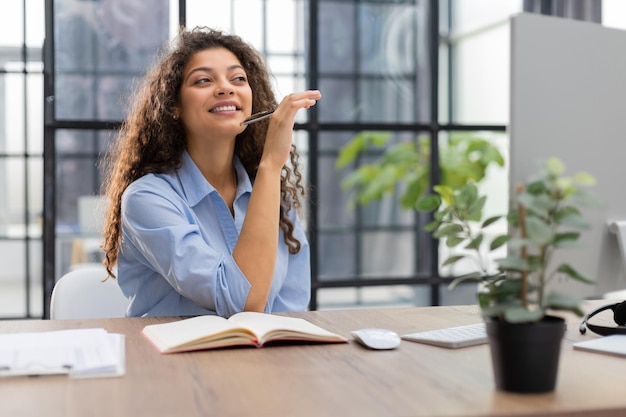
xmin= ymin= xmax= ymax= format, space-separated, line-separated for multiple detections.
xmin=401 ymin=323 xmax=488 ymax=349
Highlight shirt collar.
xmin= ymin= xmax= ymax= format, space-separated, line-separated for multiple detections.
xmin=178 ymin=150 xmax=252 ymax=207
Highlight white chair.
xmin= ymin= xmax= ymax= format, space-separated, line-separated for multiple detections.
xmin=50 ymin=264 xmax=129 ymax=319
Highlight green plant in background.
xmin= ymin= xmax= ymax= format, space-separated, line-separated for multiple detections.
xmin=336 ymin=131 xmax=505 ymax=209
xmin=416 ymin=157 xmax=601 ymax=323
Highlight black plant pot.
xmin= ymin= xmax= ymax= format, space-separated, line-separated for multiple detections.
xmin=485 ymin=315 xmax=566 ymax=394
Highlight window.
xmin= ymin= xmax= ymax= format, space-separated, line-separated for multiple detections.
xmin=3 ymin=0 xmax=618 ymax=318
xmin=0 ymin=1 xmax=44 ymax=318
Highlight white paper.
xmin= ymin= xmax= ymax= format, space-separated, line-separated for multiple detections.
xmin=573 ymin=335 xmax=626 ymax=358
xmin=0 ymin=328 xmax=125 ymax=378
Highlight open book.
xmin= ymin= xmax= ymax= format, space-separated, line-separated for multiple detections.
xmin=142 ymin=311 xmax=348 ymax=353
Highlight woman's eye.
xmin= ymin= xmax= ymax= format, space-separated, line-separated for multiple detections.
xmin=233 ymin=76 xmax=247 ymax=83
xmin=195 ymin=78 xmax=211 ymax=85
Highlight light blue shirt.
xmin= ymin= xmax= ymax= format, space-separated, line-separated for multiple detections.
xmin=118 ymin=151 xmax=311 ymax=317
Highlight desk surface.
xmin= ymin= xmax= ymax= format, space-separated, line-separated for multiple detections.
xmin=1 ymin=300 xmax=625 ymax=417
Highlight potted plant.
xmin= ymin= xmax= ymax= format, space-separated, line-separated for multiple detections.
xmin=416 ymin=156 xmax=600 ymax=393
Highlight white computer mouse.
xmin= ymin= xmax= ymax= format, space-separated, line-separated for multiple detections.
xmin=351 ymin=328 xmax=401 ymax=350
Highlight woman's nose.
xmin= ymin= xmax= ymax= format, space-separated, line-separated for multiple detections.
xmin=216 ymin=83 xmax=234 ymax=96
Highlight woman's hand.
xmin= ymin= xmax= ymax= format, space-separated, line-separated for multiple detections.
xmin=261 ymin=90 xmax=321 ymax=170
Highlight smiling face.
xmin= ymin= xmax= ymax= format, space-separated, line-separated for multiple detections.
xmin=178 ymin=47 xmax=253 ymax=146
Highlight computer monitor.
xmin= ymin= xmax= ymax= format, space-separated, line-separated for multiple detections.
xmin=509 ymin=13 xmax=626 ymax=298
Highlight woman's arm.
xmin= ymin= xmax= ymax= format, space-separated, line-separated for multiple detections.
xmin=233 ymin=90 xmax=321 ymax=311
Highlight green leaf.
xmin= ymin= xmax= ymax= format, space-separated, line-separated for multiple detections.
xmin=466 ymin=234 xmax=483 ymax=250
xmin=402 ymin=173 xmax=428 ymax=210
xmin=497 ymin=256 xmax=528 ymax=271
xmin=356 ymin=165 xmax=397 ymax=204
xmin=380 ymin=142 xmax=418 ymax=165
xmin=554 ymin=206 xmax=580 ymax=222
xmin=423 ymin=219 xmax=442 ymax=232
xmin=547 ymin=157 xmax=565 ymax=176
xmin=481 ymin=215 xmax=502 ymax=228
xmin=448 ymin=271 xmax=484 ymax=290
xmin=519 ymin=193 xmax=555 ymax=216
xmin=335 ymin=139 xmax=361 ymax=168
xmin=553 ymin=232 xmax=580 ymax=248
xmin=557 ymin=212 xmax=590 ymax=229
xmin=525 ymin=180 xmax=549 ymax=195
xmin=480 ymin=298 xmax=524 ymax=318
xmin=525 ymin=217 xmax=554 ymax=246
xmin=555 ymin=177 xmax=573 ymax=192
xmin=556 ymin=264 xmax=595 ymax=284
xmin=433 ymin=223 xmax=464 ymax=238
xmin=553 ymin=240 xmax=583 ymax=249
xmin=495 ymin=279 xmax=524 ymax=298
xmin=573 ymin=172 xmax=596 ymax=186
xmin=506 ymin=208 xmax=520 ymax=227
xmin=339 ymin=167 xmax=372 ymax=190
xmin=433 ymin=210 xmax=446 ymax=221
xmin=570 ymin=190 xmax=604 ymax=208
xmin=335 ymin=131 xmax=390 ymax=168
xmin=457 ymin=183 xmax=479 ymax=209
xmin=504 ymin=306 xmax=545 ymax=323
xmin=445 ymin=235 xmax=465 ymax=247
xmin=480 ymin=303 xmax=507 ymax=318
xmin=466 ymin=195 xmax=486 ymax=222
xmin=545 ymin=291 xmax=583 ymax=311
xmin=490 ymin=235 xmax=508 ymax=251
xmin=434 ymin=185 xmax=455 ymax=205
xmin=442 ymin=255 xmax=466 ymax=267
xmin=416 ymin=195 xmax=441 ymax=212
xmin=501 ymin=237 xmax=524 ymax=250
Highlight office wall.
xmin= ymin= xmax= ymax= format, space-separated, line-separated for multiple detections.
xmin=510 ymin=13 xmax=626 ymax=297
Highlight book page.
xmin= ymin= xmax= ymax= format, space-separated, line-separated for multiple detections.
xmin=228 ymin=312 xmax=347 ymax=345
xmin=142 ymin=315 xmax=256 ymax=353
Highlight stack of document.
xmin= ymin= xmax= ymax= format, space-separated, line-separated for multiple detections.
xmin=0 ymin=328 xmax=125 ymax=378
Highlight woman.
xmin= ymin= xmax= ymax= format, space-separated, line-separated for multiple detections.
xmin=101 ymin=27 xmax=320 ymax=317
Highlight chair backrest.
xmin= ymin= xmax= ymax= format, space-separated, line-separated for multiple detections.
xmin=50 ymin=264 xmax=129 ymax=319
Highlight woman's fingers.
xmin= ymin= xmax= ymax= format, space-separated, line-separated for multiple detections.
xmin=262 ymin=90 xmax=321 ymax=167
xmin=275 ymin=90 xmax=321 ymax=120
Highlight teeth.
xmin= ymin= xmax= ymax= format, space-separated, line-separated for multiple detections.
xmin=211 ymin=105 xmax=236 ymax=113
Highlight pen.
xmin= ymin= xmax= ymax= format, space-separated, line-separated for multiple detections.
xmin=240 ymin=109 xmax=275 ymax=126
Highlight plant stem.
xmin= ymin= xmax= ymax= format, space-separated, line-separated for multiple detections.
xmin=538 ymin=188 xmax=560 ymax=306
xmin=516 ymin=183 xmax=528 ymax=307
xmin=538 ymin=245 xmax=548 ymax=306
xmin=459 ymin=216 xmax=487 ymax=274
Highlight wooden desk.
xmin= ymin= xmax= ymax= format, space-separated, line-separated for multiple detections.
xmin=1 ymin=300 xmax=625 ymax=417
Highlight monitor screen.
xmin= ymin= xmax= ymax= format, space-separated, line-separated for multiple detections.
xmin=509 ymin=13 xmax=626 ymax=298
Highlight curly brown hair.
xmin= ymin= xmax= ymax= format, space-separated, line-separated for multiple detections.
xmin=100 ymin=27 xmax=306 ymax=279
